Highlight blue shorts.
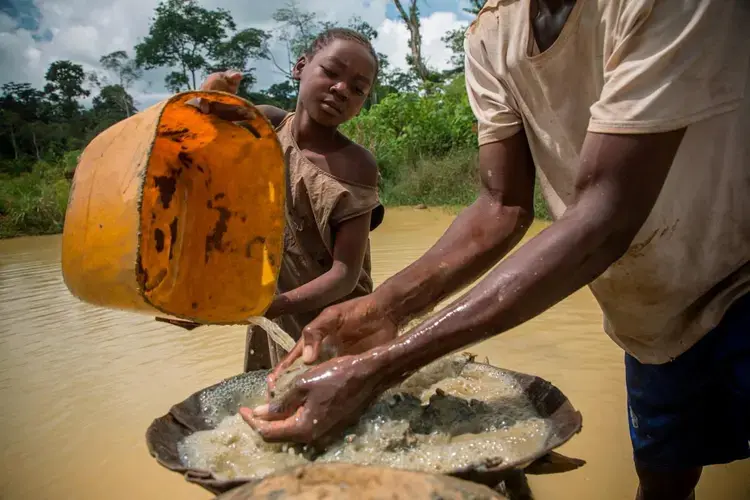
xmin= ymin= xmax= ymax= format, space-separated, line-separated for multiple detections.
xmin=626 ymin=292 xmax=750 ymax=468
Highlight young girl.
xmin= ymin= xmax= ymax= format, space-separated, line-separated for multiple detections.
xmin=197 ymin=28 xmax=384 ymax=370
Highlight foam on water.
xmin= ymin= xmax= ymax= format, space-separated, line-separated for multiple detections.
xmin=179 ymin=355 xmax=552 ymax=480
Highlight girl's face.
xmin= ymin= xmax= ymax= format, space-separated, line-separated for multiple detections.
xmin=293 ymin=38 xmax=377 ymax=128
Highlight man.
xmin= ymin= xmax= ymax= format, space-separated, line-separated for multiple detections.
xmin=242 ymin=1 xmax=750 ymax=499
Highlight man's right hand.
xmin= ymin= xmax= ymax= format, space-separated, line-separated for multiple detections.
xmin=267 ymin=293 xmax=399 ymax=392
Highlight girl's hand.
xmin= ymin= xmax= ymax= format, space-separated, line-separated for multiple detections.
xmin=187 ymin=71 xmax=256 ymax=122
xmin=199 ymin=71 xmax=243 ymax=94
xmin=263 ymin=295 xmax=289 ymax=320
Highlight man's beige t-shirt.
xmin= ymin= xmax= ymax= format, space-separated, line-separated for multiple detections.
xmin=465 ymin=0 xmax=750 ymax=364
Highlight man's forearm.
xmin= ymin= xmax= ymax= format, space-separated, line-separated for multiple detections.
xmin=373 ymin=201 xmax=631 ymax=385
xmin=376 ymin=193 xmax=533 ymax=326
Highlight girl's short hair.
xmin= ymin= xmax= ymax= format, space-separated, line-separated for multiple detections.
xmin=305 ymin=28 xmax=380 ymax=80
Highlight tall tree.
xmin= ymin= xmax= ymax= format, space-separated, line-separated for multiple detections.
xmin=135 ymin=0 xmax=266 ymax=92
xmin=43 ymin=60 xmax=89 ymax=119
xmin=210 ymin=28 xmax=270 ymax=96
xmin=93 ymin=85 xmax=136 ymax=121
xmin=391 ymin=0 xmax=430 ymax=83
xmin=271 ymin=1 xmax=318 ymax=79
xmin=99 ymin=51 xmax=142 ymax=90
xmin=442 ymin=28 xmax=466 ymax=73
xmin=0 ymin=83 xmax=48 ymax=160
xmin=0 ymin=83 xmax=46 ymax=122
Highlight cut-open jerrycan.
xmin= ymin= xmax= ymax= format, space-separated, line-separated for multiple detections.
xmin=61 ymin=91 xmax=285 ymax=324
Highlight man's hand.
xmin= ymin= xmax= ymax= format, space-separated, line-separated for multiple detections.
xmin=266 ymin=294 xmax=398 ymax=393
xmin=241 ymin=354 xmax=385 ymax=445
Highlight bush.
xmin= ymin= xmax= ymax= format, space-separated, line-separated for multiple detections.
xmin=342 ymin=75 xmax=476 ymax=186
xmin=0 ymin=151 xmax=78 ymax=238
xmin=381 ymin=147 xmax=478 ymax=206
xmin=533 ymin=182 xmax=551 ymax=221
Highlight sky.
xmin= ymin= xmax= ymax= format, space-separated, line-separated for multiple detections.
xmin=0 ymin=0 xmax=475 ymax=109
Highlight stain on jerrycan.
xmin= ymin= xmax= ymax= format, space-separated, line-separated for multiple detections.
xmin=61 ymin=91 xmax=285 ymax=324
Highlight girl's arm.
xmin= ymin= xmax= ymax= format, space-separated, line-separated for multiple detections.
xmin=256 ymin=105 xmax=288 ymax=128
xmin=265 ymin=212 xmax=372 ymax=319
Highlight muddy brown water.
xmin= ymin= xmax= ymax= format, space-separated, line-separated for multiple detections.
xmin=1 ymin=207 xmax=748 ymax=499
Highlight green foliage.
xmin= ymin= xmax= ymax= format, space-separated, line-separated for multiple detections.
xmin=533 ymin=181 xmax=551 ymax=221
xmin=342 ymin=75 xmax=475 ymax=183
xmin=247 ymin=81 xmax=297 ymax=110
xmin=382 ymin=147 xmax=479 ymax=206
xmin=272 ymin=1 xmax=319 ymax=63
xmin=211 ymin=28 xmax=270 ymax=94
xmin=134 ymin=0 xmax=266 ymax=91
xmin=100 ymin=51 xmax=142 ymax=89
xmin=442 ymin=28 xmax=466 ymax=73
xmin=92 ymin=85 xmax=137 ymax=128
xmin=0 ymin=152 xmax=78 ymax=238
xmin=43 ymin=60 xmax=90 ymax=118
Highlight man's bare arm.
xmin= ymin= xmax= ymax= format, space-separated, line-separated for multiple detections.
xmin=373 ymin=129 xmax=686 ymax=385
xmin=377 ymin=131 xmax=537 ymax=327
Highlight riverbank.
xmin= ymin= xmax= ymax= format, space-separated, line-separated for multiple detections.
xmin=0 ymin=152 xmax=77 ymax=239
xmin=0 ymin=150 xmax=551 ymax=239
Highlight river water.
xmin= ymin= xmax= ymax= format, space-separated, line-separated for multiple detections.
xmin=1 ymin=207 xmax=748 ymax=499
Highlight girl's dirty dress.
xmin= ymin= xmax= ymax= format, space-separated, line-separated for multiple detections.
xmin=244 ymin=113 xmax=384 ymax=371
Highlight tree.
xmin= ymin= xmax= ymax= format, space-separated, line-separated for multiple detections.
xmin=0 ymin=109 xmax=22 ymax=160
xmin=0 ymin=83 xmax=47 ymax=122
xmin=264 ymin=81 xmax=298 ymax=110
xmin=135 ymin=0 xmax=266 ymax=92
xmin=463 ymin=0 xmax=487 ymax=15
xmin=271 ymin=0 xmax=318 ymax=77
xmin=99 ymin=51 xmax=142 ymax=90
xmin=93 ymin=85 xmax=136 ymax=120
xmin=269 ymin=3 xmax=381 ymax=84
xmin=0 ymin=81 xmax=71 ymax=162
xmin=43 ymin=60 xmax=89 ymax=118
xmin=391 ymin=0 xmax=430 ymax=83
xmin=210 ymin=28 xmax=270 ymax=95
xmin=165 ymin=72 xmax=189 ymax=93
xmin=384 ymin=70 xmax=419 ymax=93
xmin=1 ymin=83 xmax=45 ymax=160
xmin=442 ymin=28 xmax=466 ymax=73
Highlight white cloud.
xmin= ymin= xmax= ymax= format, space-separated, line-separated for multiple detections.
xmin=374 ymin=11 xmax=467 ymax=73
xmin=0 ymin=0 xmax=465 ymax=110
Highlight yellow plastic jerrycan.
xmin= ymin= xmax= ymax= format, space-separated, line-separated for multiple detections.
xmin=61 ymin=91 xmax=285 ymax=324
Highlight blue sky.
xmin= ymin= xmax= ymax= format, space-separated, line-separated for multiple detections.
xmin=0 ymin=0 xmax=473 ymax=108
